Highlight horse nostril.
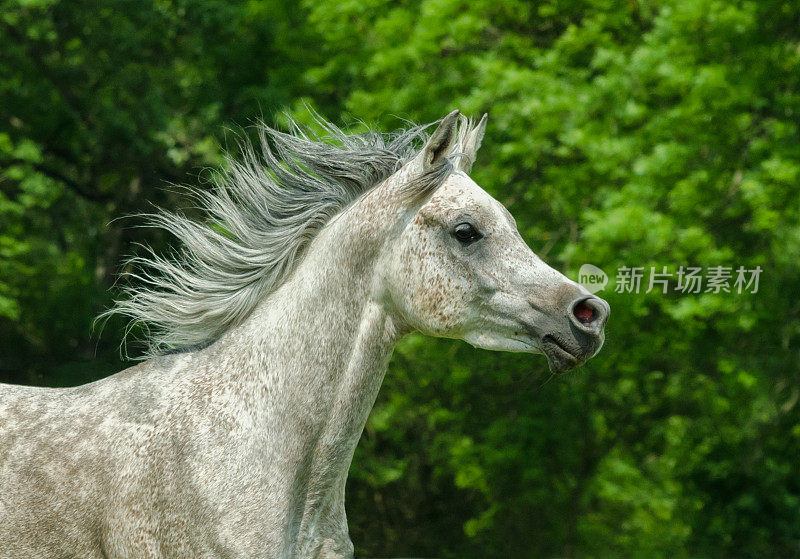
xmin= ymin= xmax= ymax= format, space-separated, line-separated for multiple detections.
xmin=569 ymin=295 xmax=609 ymax=330
xmin=573 ymin=301 xmax=596 ymax=324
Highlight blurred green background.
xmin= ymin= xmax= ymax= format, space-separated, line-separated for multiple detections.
xmin=2 ymin=0 xmax=799 ymax=556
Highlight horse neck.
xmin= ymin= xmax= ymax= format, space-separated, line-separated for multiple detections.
xmin=209 ymin=202 xmax=405 ymax=517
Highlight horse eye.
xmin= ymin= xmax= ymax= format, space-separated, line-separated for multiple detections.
xmin=452 ymin=222 xmax=482 ymax=245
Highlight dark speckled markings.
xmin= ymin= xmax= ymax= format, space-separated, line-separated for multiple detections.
xmin=0 ymin=111 xmax=607 ymax=558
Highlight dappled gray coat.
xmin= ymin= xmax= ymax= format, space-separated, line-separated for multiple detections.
xmin=0 ymin=111 xmax=608 ymax=558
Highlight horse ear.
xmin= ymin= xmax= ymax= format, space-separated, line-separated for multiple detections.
xmin=384 ymin=110 xmax=461 ymax=210
xmin=456 ymin=113 xmax=488 ymax=173
xmin=422 ymin=110 xmax=460 ymax=172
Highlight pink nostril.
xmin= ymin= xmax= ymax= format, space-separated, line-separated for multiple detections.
xmin=573 ymin=301 xmax=595 ymax=324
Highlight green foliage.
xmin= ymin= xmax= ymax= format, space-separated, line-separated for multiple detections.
xmin=0 ymin=0 xmax=316 ymax=382
xmin=2 ymin=0 xmax=799 ymax=556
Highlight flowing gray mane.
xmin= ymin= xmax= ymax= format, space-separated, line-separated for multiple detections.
xmin=106 ymin=114 xmax=472 ymax=356
xmin=2 ymin=109 xmax=610 ymax=558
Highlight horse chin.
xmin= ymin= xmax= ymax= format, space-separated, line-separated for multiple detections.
xmin=461 ymin=331 xmax=585 ymax=374
xmin=540 ymin=334 xmax=583 ymax=374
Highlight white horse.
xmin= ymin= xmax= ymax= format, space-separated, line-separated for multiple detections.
xmin=0 ymin=110 xmax=608 ymax=558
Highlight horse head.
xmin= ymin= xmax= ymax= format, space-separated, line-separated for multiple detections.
xmin=373 ymin=111 xmax=609 ymax=373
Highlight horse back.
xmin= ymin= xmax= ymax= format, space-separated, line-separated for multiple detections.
xmin=0 ymin=364 xmax=160 ymax=557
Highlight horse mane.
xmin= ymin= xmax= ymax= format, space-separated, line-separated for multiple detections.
xmin=103 ymin=112 xmax=475 ymax=357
